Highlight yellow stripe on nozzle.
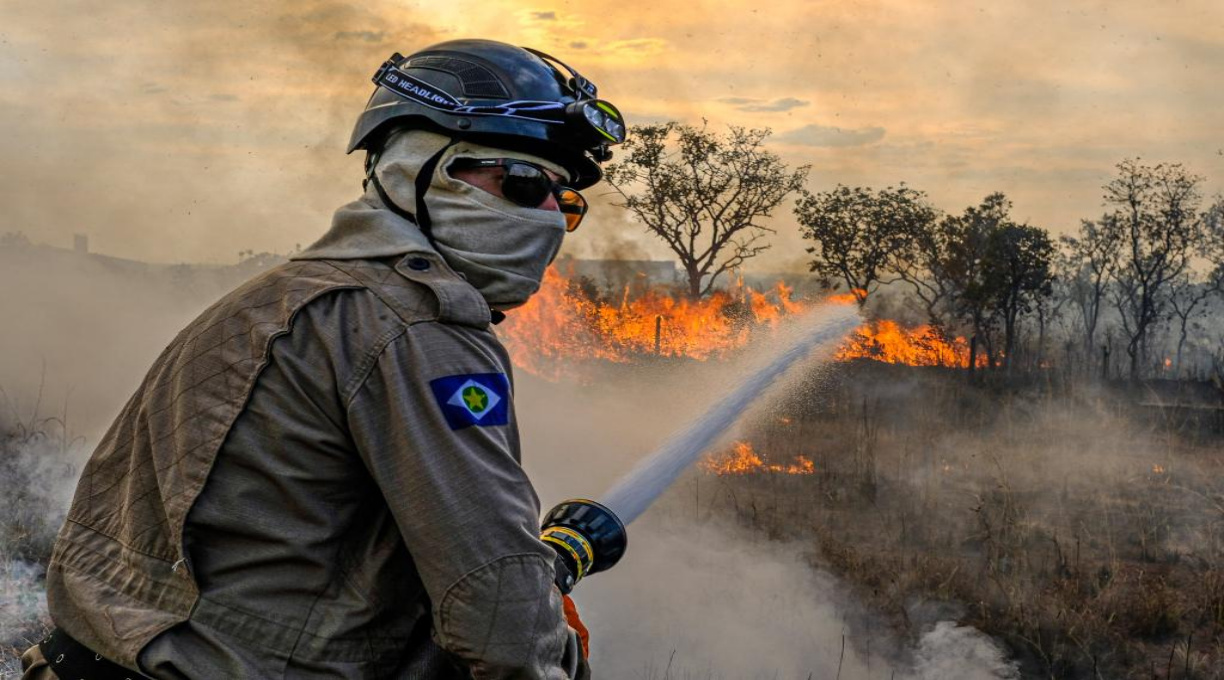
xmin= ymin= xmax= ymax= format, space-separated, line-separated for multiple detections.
xmin=540 ymin=499 xmax=628 ymax=589
xmin=541 ymin=526 xmax=594 ymax=579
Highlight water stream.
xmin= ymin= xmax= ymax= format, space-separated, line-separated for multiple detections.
xmin=600 ymin=303 xmax=860 ymax=525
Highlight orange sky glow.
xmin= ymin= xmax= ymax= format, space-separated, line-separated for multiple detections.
xmin=1 ymin=0 xmax=1222 ymax=269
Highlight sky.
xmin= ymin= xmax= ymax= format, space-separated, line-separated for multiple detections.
xmin=1 ymin=0 xmax=1222 ymax=270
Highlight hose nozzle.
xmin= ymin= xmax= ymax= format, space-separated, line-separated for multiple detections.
xmin=540 ymin=499 xmax=627 ymax=592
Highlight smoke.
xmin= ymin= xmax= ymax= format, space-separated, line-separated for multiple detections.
xmin=912 ymin=622 xmax=1019 ymax=680
xmin=0 ymin=395 xmax=74 ymax=671
xmin=514 ymin=342 xmax=1020 ymax=679
xmin=0 ymin=2 xmax=443 ymax=264
xmin=601 ymin=305 xmax=859 ymax=524
xmin=0 ymin=245 xmax=1021 ymax=678
xmin=0 ymin=247 xmax=269 ymax=437
xmin=579 ymin=519 xmax=882 ymax=679
xmin=568 ymin=517 xmax=1019 ymax=679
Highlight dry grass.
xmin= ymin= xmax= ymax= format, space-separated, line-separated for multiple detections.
xmin=685 ymin=363 xmax=1224 ymax=679
xmin=0 ymin=392 xmax=75 ymax=677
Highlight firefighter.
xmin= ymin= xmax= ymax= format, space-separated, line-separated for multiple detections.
xmin=21 ymin=39 xmax=623 ymax=679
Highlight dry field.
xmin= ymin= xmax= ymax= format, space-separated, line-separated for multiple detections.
xmin=676 ymin=363 xmax=1224 ymax=679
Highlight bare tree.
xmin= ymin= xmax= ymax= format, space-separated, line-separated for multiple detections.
xmin=604 ymin=122 xmax=809 ymax=298
xmin=1031 ymin=277 xmax=1070 ymax=373
xmin=891 ymin=208 xmax=956 ymax=328
xmin=795 ymin=184 xmax=939 ymax=306
xmin=1059 ymin=215 xmax=1121 ymax=369
xmin=1167 ymin=196 xmax=1224 ymax=374
xmin=1105 ymin=159 xmax=1205 ymax=380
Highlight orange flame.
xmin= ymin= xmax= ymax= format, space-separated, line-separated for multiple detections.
xmin=825 ymin=288 xmax=868 ymax=306
xmin=702 ymin=441 xmax=816 ymax=476
xmin=499 ymin=266 xmax=983 ymax=377
xmin=835 ymin=320 xmax=981 ymax=368
xmin=499 ymin=266 xmax=809 ymax=377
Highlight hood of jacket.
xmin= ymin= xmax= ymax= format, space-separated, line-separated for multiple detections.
xmin=295 ymin=129 xmax=570 ymax=310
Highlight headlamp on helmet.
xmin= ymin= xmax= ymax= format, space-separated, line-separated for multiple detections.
xmin=350 ymin=40 xmax=626 ymax=189
xmin=568 ymin=100 xmax=626 ymax=147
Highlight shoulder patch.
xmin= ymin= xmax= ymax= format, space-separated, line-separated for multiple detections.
xmin=429 ymin=373 xmax=511 ymax=430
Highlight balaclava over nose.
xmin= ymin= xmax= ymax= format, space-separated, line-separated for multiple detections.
xmin=373 ymin=129 xmax=569 ymax=310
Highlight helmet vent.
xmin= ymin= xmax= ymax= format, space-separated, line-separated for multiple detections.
xmin=409 ymin=56 xmax=510 ymax=99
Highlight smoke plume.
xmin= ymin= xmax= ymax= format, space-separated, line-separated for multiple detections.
xmin=0 ymin=247 xmax=1021 ymax=678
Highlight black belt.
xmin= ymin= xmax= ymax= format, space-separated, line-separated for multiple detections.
xmin=40 ymin=628 xmax=152 ymax=680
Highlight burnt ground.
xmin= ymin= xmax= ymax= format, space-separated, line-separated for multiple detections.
xmin=688 ymin=362 xmax=1224 ymax=679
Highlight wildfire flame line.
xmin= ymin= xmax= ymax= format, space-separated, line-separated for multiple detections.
xmin=836 ymin=319 xmax=981 ymax=368
xmin=702 ymin=441 xmax=816 ymax=476
xmin=499 ymin=266 xmax=979 ymax=377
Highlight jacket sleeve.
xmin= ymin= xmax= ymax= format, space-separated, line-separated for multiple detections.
xmin=345 ymin=319 xmax=573 ymax=680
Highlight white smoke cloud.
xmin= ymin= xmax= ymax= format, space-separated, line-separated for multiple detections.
xmin=910 ymin=622 xmax=1020 ymax=680
xmin=0 ymin=249 xmax=1021 ymax=678
xmin=514 ymin=333 xmax=1019 ymax=679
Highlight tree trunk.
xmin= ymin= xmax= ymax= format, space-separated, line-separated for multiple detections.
xmin=1176 ymin=319 xmax=1189 ymax=378
xmin=1127 ymin=320 xmax=1145 ymax=382
xmin=1003 ymin=307 xmax=1018 ymax=372
xmin=685 ymin=263 xmax=702 ymax=299
xmin=1036 ymin=308 xmax=1047 ymax=372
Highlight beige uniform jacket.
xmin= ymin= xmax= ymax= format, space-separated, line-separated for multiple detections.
xmin=44 ymin=197 xmax=576 ymax=679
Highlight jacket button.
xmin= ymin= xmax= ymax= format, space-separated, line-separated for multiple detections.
xmin=407 ymin=257 xmax=431 ymax=271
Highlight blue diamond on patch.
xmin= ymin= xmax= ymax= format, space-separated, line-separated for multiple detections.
xmin=429 ymin=373 xmax=511 ymax=430
xmin=447 ymin=379 xmax=502 ymax=419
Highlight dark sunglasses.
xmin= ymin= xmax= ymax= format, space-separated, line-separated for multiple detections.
xmin=449 ymin=158 xmax=588 ymax=232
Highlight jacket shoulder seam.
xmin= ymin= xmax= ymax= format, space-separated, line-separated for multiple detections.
xmin=341 ymin=320 xmax=414 ymax=408
xmin=318 ymin=259 xmax=442 ymax=325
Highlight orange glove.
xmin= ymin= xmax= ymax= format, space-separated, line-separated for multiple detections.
xmin=562 ymin=594 xmax=590 ymax=658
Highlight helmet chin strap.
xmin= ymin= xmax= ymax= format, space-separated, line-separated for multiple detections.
xmin=365 ymin=139 xmax=457 ymax=242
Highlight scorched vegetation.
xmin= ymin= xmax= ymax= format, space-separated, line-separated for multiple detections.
xmin=686 ymin=365 xmax=1224 ymax=679
xmin=0 ymin=390 xmax=77 ymax=676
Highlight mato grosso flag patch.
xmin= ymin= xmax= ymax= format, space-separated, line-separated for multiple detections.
xmin=429 ymin=373 xmax=511 ymax=430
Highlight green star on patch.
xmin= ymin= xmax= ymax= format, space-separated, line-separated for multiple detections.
xmin=461 ymin=385 xmax=489 ymax=414
xmin=431 ymin=373 xmax=510 ymax=430
xmin=446 ymin=378 xmax=503 ymax=419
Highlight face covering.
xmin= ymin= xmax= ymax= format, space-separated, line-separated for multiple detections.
xmin=375 ymin=130 xmax=570 ymax=310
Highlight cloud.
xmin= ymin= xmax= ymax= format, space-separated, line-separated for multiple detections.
xmin=602 ymin=38 xmax=667 ymax=56
xmin=775 ymin=123 xmax=887 ymax=147
xmin=531 ymin=11 xmax=557 ymax=20
xmin=719 ymin=96 xmax=809 ymax=112
xmin=333 ymin=30 xmax=385 ymax=43
xmin=569 ymin=41 xmax=588 ymax=49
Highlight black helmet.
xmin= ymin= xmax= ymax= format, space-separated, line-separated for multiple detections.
xmin=348 ymin=39 xmax=626 ymax=190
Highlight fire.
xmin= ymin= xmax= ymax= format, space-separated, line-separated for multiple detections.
xmin=499 ymin=266 xmax=808 ymax=377
xmin=835 ymin=320 xmax=980 ymax=368
xmin=702 ymin=441 xmax=816 ymax=476
xmin=499 ymin=265 xmax=983 ymax=377
xmin=1152 ymin=464 xmax=1166 ymax=475
xmin=825 ymin=288 xmax=868 ymax=305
